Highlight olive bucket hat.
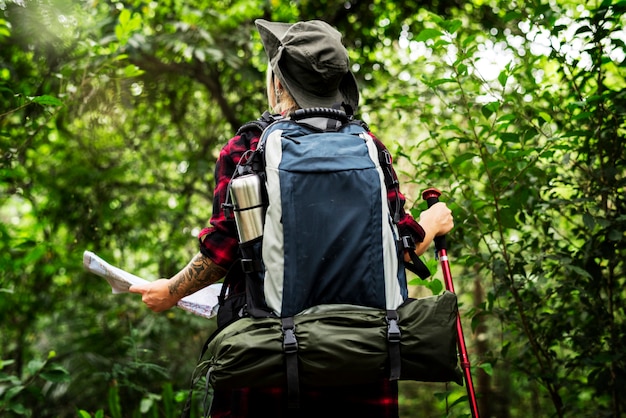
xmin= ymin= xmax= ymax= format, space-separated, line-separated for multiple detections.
xmin=255 ymin=19 xmax=360 ymax=111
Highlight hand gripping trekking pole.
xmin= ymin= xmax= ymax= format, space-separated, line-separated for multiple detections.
xmin=422 ymin=188 xmax=480 ymax=418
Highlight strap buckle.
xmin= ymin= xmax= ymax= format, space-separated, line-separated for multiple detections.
xmin=283 ymin=329 xmax=298 ymax=354
xmin=222 ymin=203 xmax=234 ymax=220
xmin=386 ymin=311 xmax=401 ymax=343
xmin=282 ymin=318 xmax=298 ymax=354
xmin=400 ymin=235 xmax=416 ymax=251
xmin=240 ymin=258 xmax=263 ymax=273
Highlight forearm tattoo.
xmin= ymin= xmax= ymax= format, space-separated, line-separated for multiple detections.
xmin=169 ymin=253 xmax=226 ymax=297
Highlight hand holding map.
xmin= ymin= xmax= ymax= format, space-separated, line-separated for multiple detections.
xmin=83 ymin=250 xmax=221 ymax=319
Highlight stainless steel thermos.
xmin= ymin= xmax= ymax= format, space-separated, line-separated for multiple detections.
xmin=229 ymin=174 xmax=265 ymax=243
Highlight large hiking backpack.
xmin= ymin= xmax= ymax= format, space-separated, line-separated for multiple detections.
xmin=231 ymin=108 xmax=413 ymax=314
xmin=222 ymin=108 xmax=432 ymax=319
xmin=189 ymin=108 xmax=461 ymax=414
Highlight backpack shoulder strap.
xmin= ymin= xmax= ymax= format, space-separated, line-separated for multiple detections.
xmin=369 ymin=134 xmax=432 ymax=280
xmin=236 ymin=111 xmax=279 ymax=135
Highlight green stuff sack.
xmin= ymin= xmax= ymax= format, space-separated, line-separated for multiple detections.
xmin=206 ymin=291 xmax=462 ymax=390
xmin=397 ymin=291 xmax=462 ymax=384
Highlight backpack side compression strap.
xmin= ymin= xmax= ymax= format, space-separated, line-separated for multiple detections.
xmin=281 ymin=316 xmax=300 ymax=409
xmin=386 ymin=310 xmax=402 ymax=381
xmin=400 ymin=236 xmax=432 ymax=279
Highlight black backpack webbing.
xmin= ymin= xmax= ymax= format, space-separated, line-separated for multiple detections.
xmin=281 ymin=317 xmax=300 ymax=409
xmin=378 ymin=147 xmax=431 ymax=280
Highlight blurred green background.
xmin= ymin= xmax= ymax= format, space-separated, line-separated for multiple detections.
xmin=1 ymin=0 xmax=624 ymax=416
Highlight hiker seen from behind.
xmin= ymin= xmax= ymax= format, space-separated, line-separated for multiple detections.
xmin=130 ymin=19 xmax=454 ymax=418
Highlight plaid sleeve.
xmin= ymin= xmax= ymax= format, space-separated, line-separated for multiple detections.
xmin=198 ymin=132 xmax=261 ymax=268
xmin=370 ymin=132 xmax=426 ymax=243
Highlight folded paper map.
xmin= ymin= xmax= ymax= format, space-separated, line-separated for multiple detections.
xmin=83 ymin=250 xmax=221 ymax=319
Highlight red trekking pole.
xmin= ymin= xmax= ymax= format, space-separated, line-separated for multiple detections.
xmin=422 ymin=188 xmax=480 ymax=418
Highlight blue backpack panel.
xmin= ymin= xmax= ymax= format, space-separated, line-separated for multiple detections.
xmin=259 ymin=116 xmax=406 ymax=317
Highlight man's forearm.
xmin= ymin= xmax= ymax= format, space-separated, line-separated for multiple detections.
xmin=169 ymin=252 xmax=227 ymax=298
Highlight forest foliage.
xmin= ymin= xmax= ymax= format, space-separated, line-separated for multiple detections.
xmin=1 ymin=0 xmax=625 ymax=417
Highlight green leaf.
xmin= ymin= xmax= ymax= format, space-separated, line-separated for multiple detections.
xmin=115 ymin=24 xmax=124 ymax=43
xmin=574 ymin=25 xmax=593 ymax=36
xmin=504 ymin=11 xmax=523 ymax=22
xmin=408 ymin=277 xmax=430 ymax=287
xmin=524 ymin=127 xmax=538 ymax=140
xmin=119 ymin=8 xmax=130 ymax=26
xmin=499 ymin=206 xmax=518 ymax=229
xmin=498 ymin=70 xmax=508 ymax=87
xmin=8 ymin=403 xmax=27 ymax=414
xmin=444 ymin=19 xmax=463 ymax=34
xmin=26 ymin=359 xmax=46 ymax=375
xmin=539 ymin=112 xmax=552 ymax=123
xmin=0 ymin=374 xmax=21 ymax=385
xmin=572 ymin=111 xmax=593 ymax=121
xmin=497 ymin=114 xmax=517 ymax=122
xmin=564 ymin=264 xmax=593 ymax=279
xmin=449 ymin=394 xmax=469 ymax=408
xmin=461 ymin=34 xmax=477 ymax=47
xmin=430 ymin=78 xmax=456 ymax=86
xmin=481 ymin=101 xmax=499 ymax=118
xmin=108 ymin=385 xmax=123 ymax=418
xmin=500 ymin=132 xmax=519 ymax=143
xmin=123 ymin=64 xmax=145 ymax=77
xmin=41 ymin=365 xmax=70 ymax=383
xmin=453 ymin=152 xmax=477 ymax=165
xmin=428 ymin=278 xmax=444 ymax=295
xmin=116 ymin=8 xmax=142 ymax=46
xmin=140 ymin=396 xmax=154 ymax=414
xmin=479 ymin=362 xmax=494 ymax=376
xmin=0 ymin=359 xmax=16 ymax=369
xmin=416 ymin=28 xmax=444 ymax=42
xmin=5 ymin=384 xmax=25 ymax=400
xmin=31 ymin=95 xmax=63 ymax=106
xmin=608 ymin=229 xmax=622 ymax=241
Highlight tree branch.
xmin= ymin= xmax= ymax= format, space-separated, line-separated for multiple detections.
xmin=131 ymin=54 xmax=243 ymax=131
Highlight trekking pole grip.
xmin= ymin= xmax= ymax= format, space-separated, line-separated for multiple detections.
xmin=422 ymin=188 xmax=447 ymax=251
